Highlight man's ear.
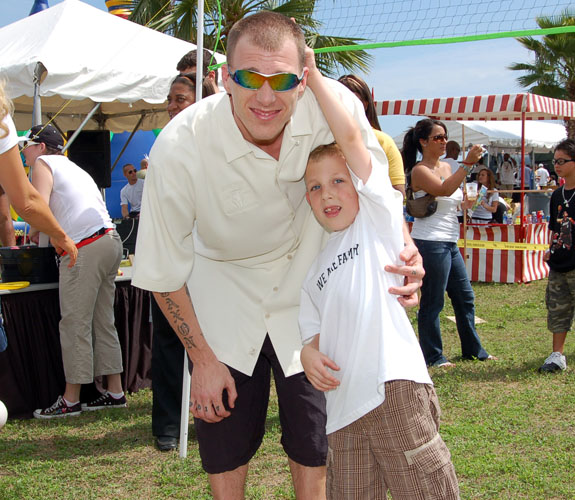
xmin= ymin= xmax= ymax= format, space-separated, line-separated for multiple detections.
xmin=222 ymin=65 xmax=232 ymax=94
xmin=297 ymin=67 xmax=309 ymax=99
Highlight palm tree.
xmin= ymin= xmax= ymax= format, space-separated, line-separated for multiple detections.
xmin=130 ymin=0 xmax=372 ymax=77
xmin=509 ymin=9 xmax=575 ymax=138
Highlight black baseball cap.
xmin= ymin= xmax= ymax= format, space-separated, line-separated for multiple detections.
xmin=20 ymin=124 xmax=64 ymax=151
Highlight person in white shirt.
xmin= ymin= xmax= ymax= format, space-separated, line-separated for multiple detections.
xmin=498 ymin=153 xmax=517 ymax=193
xmin=299 ymin=48 xmax=458 ymax=499
xmin=132 ymin=12 xmax=424 ymax=499
xmin=536 ymin=163 xmax=550 ymax=187
xmin=444 ymin=141 xmax=461 ymax=174
xmin=22 ymin=124 xmax=125 ymax=420
xmin=471 ymin=168 xmax=499 ymax=224
xmin=120 ymin=163 xmax=144 ymax=218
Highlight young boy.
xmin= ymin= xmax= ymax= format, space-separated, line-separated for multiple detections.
xmin=540 ymin=138 xmax=575 ymax=373
xmin=299 ymin=49 xmax=459 ymax=498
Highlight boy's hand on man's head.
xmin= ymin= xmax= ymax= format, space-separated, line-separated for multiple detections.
xmin=301 ymin=343 xmax=340 ymax=392
xmin=304 ymin=46 xmax=320 ymax=85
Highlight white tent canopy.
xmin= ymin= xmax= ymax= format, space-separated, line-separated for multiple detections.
xmin=0 ymin=0 xmax=225 ymax=132
xmin=393 ymin=120 xmax=566 ymax=153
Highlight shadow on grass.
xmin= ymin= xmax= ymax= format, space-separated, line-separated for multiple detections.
xmin=428 ymin=357 xmax=573 ymax=383
xmin=0 ymin=409 xmax=199 ymax=464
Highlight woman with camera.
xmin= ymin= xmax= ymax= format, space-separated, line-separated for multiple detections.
xmin=402 ymin=118 xmax=495 ymax=367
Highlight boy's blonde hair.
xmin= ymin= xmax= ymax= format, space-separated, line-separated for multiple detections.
xmin=307 ymin=142 xmax=345 ymax=166
xmin=0 ymin=82 xmax=14 ymax=140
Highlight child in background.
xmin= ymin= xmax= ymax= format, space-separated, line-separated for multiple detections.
xmin=541 ymin=138 xmax=575 ymax=373
xmin=299 ymin=48 xmax=459 ymax=499
xmin=471 ymin=168 xmax=499 ymax=224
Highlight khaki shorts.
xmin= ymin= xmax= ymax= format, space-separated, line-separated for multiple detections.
xmin=327 ymin=380 xmax=459 ymax=500
xmin=546 ymin=268 xmax=575 ymax=333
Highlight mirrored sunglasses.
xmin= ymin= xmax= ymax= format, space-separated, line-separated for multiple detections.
xmin=552 ymin=158 xmax=575 ymax=166
xmin=431 ymin=134 xmax=448 ymax=142
xmin=229 ymin=69 xmax=304 ymax=92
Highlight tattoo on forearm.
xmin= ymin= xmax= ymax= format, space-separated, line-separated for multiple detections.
xmin=183 ymin=337 xmax=196 ymax=349
xmin=160 ymin=291 xmax=197 ymax=349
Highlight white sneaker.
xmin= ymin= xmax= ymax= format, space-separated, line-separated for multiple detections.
xmin=539 ymin=352 xmax=567 ymax=373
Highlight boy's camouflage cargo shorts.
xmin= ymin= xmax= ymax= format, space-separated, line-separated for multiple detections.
xmin=546 ymin=268 xmax=575 ymax=333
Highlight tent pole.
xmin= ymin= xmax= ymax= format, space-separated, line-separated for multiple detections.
xmin=61 ymin=103 xmax=102 ymax=153
xmin=109 ymin=113 xmax=145 ymax=172
xmin=520 ymin=110 xmax=526 ymax=240
xmin=32 ymin=63 xmax=46 ymax=127
xmin=462 ymin=123 xmax=468 ymax=264
xmin=180 ymin=0 xmax=205 ymax=461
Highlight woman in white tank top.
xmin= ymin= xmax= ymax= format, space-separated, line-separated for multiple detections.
xmin=402 ymin=119 xmax=495 ymax=368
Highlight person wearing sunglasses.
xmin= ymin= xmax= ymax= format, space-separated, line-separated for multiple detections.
xmin=120 ymin=163 xmax=144 ymax=219
xmin=133 ymin=11 xmax=424 ymax=498
xmin=540 ymin=139 xmax=575 ymax=374
xmin=21 ymin=124 xmax=125 ymax=419
xmin=402 ymin=118 xmax=496 ymax=368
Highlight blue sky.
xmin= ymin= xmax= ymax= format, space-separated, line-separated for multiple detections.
xmin=2 ymin=0 xmax=536 ymax=137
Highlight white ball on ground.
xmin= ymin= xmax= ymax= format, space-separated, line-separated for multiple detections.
xmin=0 ymin=400 xmax=7 ymax=429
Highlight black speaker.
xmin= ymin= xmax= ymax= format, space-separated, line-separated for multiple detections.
xmin=66 ymin=130 xmax=111 ymax=188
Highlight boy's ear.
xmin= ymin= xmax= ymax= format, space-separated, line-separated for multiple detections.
xmin=305 ymin=191 xmax=311 ymax=205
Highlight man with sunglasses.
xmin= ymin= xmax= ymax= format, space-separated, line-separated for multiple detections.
xmin=120 ymin=163 xmax=144 ymax=219
xmin=133 ymin=11 xmax=424 ymax=499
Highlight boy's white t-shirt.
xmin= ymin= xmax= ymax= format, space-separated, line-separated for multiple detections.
xmin=299 ymin=156 xmax=432 ymax=435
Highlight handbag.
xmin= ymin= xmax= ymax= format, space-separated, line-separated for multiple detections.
xmin=405 ymin=185 xmax=437 ymax=218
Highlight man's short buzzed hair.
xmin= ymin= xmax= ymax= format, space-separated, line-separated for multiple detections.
xmin=227 ymin=11 xmax=306 ymax=70
xmin=123 ymin=163 xmax=135 ymax=173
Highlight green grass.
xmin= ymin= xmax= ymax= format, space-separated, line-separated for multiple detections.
xmin=1 ymin=279 xmax=574 ymax=499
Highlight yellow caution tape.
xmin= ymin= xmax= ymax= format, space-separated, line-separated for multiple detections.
xmin=457 ymin=239 xmax=548 ymax=251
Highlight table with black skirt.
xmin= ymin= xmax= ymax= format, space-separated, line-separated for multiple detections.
xmin=0 ymin=268 xmax=153 ymax=419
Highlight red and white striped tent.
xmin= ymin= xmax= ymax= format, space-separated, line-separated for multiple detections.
xmin=375 ymin=93 xmax=575 ymax=283
xmin=373 ymin=93 xmax=575 ymax=192
xmin=374 ymin=93 xmax=575 ymax=122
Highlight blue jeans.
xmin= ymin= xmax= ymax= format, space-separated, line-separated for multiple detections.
xmin=414 ymin=239 xmax=489 ymax=366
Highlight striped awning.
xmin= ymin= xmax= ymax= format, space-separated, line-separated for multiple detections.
xmin=375 ymin=93 xmax=575 ymax=121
